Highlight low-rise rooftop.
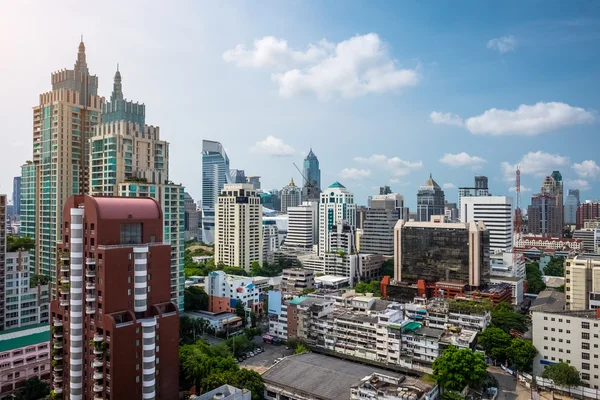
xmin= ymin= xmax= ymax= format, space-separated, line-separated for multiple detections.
xmin=530 ymin=290 xmax=566 ymax=313
xmin=0 ymin=324 xmax=50 ymax=353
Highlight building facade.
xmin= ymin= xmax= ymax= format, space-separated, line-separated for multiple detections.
xmin=458 ymin=176 xmax=489 ymax=221
xmin=360 ymin=193 xmax=406 ymax=257
xmin=184 ymin=192 xmax=199 ymax=242
xmin=262 ymin=220 xmax=280 ymax=264
xmin=318 ymin=182 xmax=356 ymax=256
xmin=279 ymin=179 xmax=302 ymax=213
xmin=20 ymin=40 xmax=102 ymax=281
xmin=573 ymin=228 xmax=600 ymax=253
xmin=285 ymin=202 xmax=318 ymax=250
xmin=460 ymin=196 xmax=513 ymax=253
xmin=50 ymin=195 xmax=179 ymax=400
xmin=215 ymin=184 xmax=263 ymax=271
xmin=205 ymin=271 xmax=263 ymax=315
xmin=302 ymin=149 xmax=321 ymax=202
xmin=577 ymin=201 xmax=600 ymax=230
xmin=565 ymin=255 xmax=600 ymax=311
xmin=417 ymin=175 xmax=445 ymax=222
xmin=0 ymin=195 xmax=5 ymax=330
xmin=541 ymin=171 xmax=564 ymax=227
xmin=202 ymin=140 xmax=231 ymax=243
xmin=12 ymin=177 xmax=22 ymax=219
xmin=528 ymin=194 xmax=562 ymax=237
xmin=281 ymin=268 xmax=315 ymax=293
xmin=565 ymin=189 xmax=580 ymax=225
xmin=394 ymin=217 xmax=490 ymax=288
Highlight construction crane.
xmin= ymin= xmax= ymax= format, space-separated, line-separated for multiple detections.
xmin=293 ymin=162 xmax=320 ymax=201
xmin=293 ymin=162 xmax=309 ymax=185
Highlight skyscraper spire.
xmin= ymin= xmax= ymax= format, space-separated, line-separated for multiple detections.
xmin=76 ymin=36 xmax=86 ymax=67
xmin=112 ymin=64 xmax=123 ymax=101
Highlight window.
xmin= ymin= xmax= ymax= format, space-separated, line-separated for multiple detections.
xmin=136 ymin=376 xmax=140 ymax=383
xmin=120 ymin=223 xmax=142 ymax=244
xmin=582 ymin=373 xmax=590 ymax=380
xmin=582 ymin=322 xmax=590 ymax=329
xmin=583 ymin=353 xmax=591 ymax=360
xmin=583 ymin=332 xmax=590 ymax=340
xmin=584 ymin=343 xmax=591 ymax=350
xmin=583 ymin=363 xmax=590 ymax=370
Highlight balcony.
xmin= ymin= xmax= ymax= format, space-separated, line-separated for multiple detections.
xmin=86 ymin=282 xmax=96 ymax=290
xmin=86 ymin=307 xmax=96 ymax=315
xmin=59 ymin=299 xmax=69 ymax=307
xmin=86 ymin=295 xmax=96 ymax=302
xmin=86 ymin=269 xmax=96 ymax=278
xmin=54 ymin=385 xmax=63 ymax=394
xmin=86 ymin=258 xmax=96 ymax=265
xmin=60 ymin=253 xmax=69 ymax=261
xmin=93 ymin=371 xmax=104 ymax=380
xmin=53 ymin=373 xmax=63 ymax=383
xmin=53 ymin=353 xmax=63 ymax=361
xmin=60 ymin=264 xmax=69 ymax=273
xmin=53 ymin=331 xmax=63 ymax=339
xmin=93 ymin=334 xmax=103 ymax=342
xmin=93 ymin=358 xmax=104 ymax=368
xmin=54 ymin=363 xmax=63 ymax=371
xmin=53 ymin=319 xmax=63 ymax=327
xmin=93 ymin=384 xmax=103 ymax=392
xmin=61 ymin=278 xmax=69 ymax=285
xmin=53 ymin=341 xmax=63 ymax=349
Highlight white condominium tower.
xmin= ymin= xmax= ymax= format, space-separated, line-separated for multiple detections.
xmin=215 ymin=184 xmax=263 ymax=272
xmin=286 ymin=202 xmax=318 ymax=250
xmin=460 ymin=196 xmax=513 ymax=253
xmin=319 ymin=182 xmax=356 ymax=256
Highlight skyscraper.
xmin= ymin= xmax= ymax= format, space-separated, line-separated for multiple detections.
xmin=184 ymin=192 xmax=199 ymax=241
xmin=0 ymin=195 xmax=5 ymax=329
xmin=318 ymin=182 xmax=356 ymax=255
xmin=359 ymin=193 xmax=406 ymax=257
xmin=279 ymin=178 xmax=302 ymax=213
xmin=229 ymin=169 xmax=246 ymax=184
xmin=202 ymin=140 xmax=230 ymax=243
xmin=12 ymin=177 xmax=21 ymax=218
xmin=541 ymin=171 xmax=564 ymax=226
xmin=528 ymin=194 xmax=562 ymax=237
xmin=50 ymin=195 xmax=179 ymax=399
xmin=21 ymin=40 xmax=102 ymax=281
xmin=564 ymin=189 xmax=580 ymax=225
xmin=215 ymin=184 xmax=263 ymax=271
xmin=89 ymin=68 xmax=185 ymax=311
xmin=458 ymin=176 xmax=490 ymax=220
xmin=577 ymin=201 xmax=600 ymax=229
xmin=417 ymin=175 xmax=445 ymax=222
xmin=302 ymin=149 xmax=321 ymax=201
xmin=461 ymin=196 xmax=514 ymax=253
xmin=286 ymin=202 xmax=318 ymax=250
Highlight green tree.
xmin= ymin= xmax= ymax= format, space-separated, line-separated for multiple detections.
xmin=183 ymin=286 xmax=209 ymax=311
xmin=491 ymin=302 xmax=528 ymax=333
xmin=222 ymin=266 xmax=249 ymax=276
xmin=440 ymin=391 xmax=464 ymax=400
xmin=526 ymin=263 xmax=546 ymax=294
xmin=354 ymin=280 xmax=381 ymax=297
xmin=432 ymin=346 xmax=487 ymax=392
xmin=506 ymin=338 xmax=538 ymax=372
xmin=381 ymin=258 xmax=394 ymax=277
xmin=543 ymin=257 xmax=565 ymax=277
xmin=296 ymin=344 xmax=310 ymax=354
xmin=250 ymin=261 xmax=263 ymax=276
xmin=7 ymin=236 xmax=35 ymax=252
xmin=235 ymin=301 xmax=247 ymax=327
xmin=478 ymin=327 xmax=512 ymax=362
xmin=14 ymin=377 xmax=50 ymax=400
xmin=29 ymin=274 xmax=50 ymax=288
xmin=541 ymin=362 xmax=582 ymax=388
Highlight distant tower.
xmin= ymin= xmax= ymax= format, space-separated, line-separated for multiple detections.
xmin=302 ymin=149 xmax=321 ymax=201
xmin=202 ymin=140 xmax=231 ymax=243
xmin=417 ymin=174 xmax=445 ymax=222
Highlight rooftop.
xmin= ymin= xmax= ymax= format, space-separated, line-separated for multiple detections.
xmin=530 ymin=290 xmax=566 ymax=313
xmin=328 ymin=181 xmax=346 ymax=189
xmin=0 ymin=324 xmax=50 ymax=353
xmin=536 ymin=309 xmax=600 ymax=320
xmin=91 ymin=196 xmax=161 ymax=220
xmin=262 ymin=353 xmax=403 ymax=400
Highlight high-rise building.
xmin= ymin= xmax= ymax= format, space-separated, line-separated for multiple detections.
xmin=528 ymin=194 xmax=562 ymax=237
xmin=246 ymin=176 xmax=261 ymax=190
xmin=279 ymin=178 xmax=302 ymax=213
xmin=565 ymin=189 xmax=581 ymax=225
xmin=379 ymin=186 xmax=392 ymax=195
xmin=458 ymin=176 xmax=490 ymax=220
xmin=262 ymin=220 xmax=279 ymax=263
xmin=184 ymin=192 xmax=199 ymax=242
xmin=417 ymin=175 xmax=445 ymax=222
xmin=444 ymin=201 xmax=458 ymax=222
xmin=12 ymin=177 xmax=22 ymax=218
xmin=215 ymin=184 xmax=263 ymax=271
xmin=319 ymin=182 xmax=356 ymax=256
xmin=202 ymin=140 xmax=231 ymax=243
xmin=394 ymin=217 xmax=490 ymax=288
xmin=21 ymin=40 xmax=102 ymax=281
xmin=461 ymin=196 xmax=513 ymax=253
xmin=564 ymin=254 xmax=600 ymax=310
xmin=50 ymin=195 xmax=179 ymax=399
xmin=541 ymin=171 xmax=564 ymax=227
xmin=285 ymin=202 xmax=318 ymax=250
xmin=577 ymin=201 xmax=600 ymax=229
xmin=359 ymin=193 xmax=406 ymax=257
xmin=573 ymin=228 xmax=600 ymax=253
xmin=302 ymin=149 xmax=321 ymax=201
xmin=229 ymin=169 xmax=246 ymax=184
xmin=329 ymin=223 xmax=357 ymax=254
xmin=0 ymin=195 xmax=5 ymax=329
xmin=89 ymin=68 xmax=185 ymax=310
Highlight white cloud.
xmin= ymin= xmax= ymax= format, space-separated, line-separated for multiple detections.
xmin=430 ymin=112 xmax=463 ymax=127
xmin=225 ymin=33 xmax=420 ymax=99
xmin=501 ymin=151 xmax=570 ymax=182
xmin=565 ymin=179 xmax=591 ymax=191
xmin=249 ymin=136 xmax=295 ymax=156
xmin=354 ymin=154 xmax=423 ymax=176
xmin=487 ymin=36 xmax=517 ymax=54
xmin=389 ymin=178 xmax=400 ymax=183
xmin=442 ymin=183 xmax=456 ymax=189
xmin=573 ymin=160 xmax=600 ymax=180
xmin=465 ymin=102 xmax=594 ymax=136
xmin=509 ymin=185 xmax=532 ymax=192
xmin=339 ymin=168 xmax=371 ymax=180
xmin=439 ymin=152 xmax=487 ymax=168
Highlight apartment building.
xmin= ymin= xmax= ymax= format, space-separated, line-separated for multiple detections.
xmin=279 ymin=179 xmax=302 ymax=213
xmin=573 ymin=228 xmax=600 ymax=253
xmin=403 ymin=298 xmax=492 ymax=331
xmin=458 ymin=176 xmax=490 ymax=221
xmin=268 ymin=303 xmax=288 ymax=340
xmin=461 ymin=196 xmax=513 ymax=253
xmin=360 ymin=193 xmax=407 ymax=257
xmin=533 ymin=309 xmax=600 ymax=389
xmin=319 ymin=182 xmax=356 ymax=256
xmin=50 ymin=195 xmax=179 ymax=400
xmin=565 ymin=254 xmax=600 ymax=311
xmin=298 ymin=252 xmax=383 ymax=287
xmin=281 ymin=268 xmax=315 ymax=294
xmin=285 ymin=202 xmax=318 ymax=250
xmin=215 ymin=184 xmax=263 ymax=272
xmin=0 ymin=324 xmax=50 ymax=399
xmin=206 ymin=271 xmax=263 ymax=315
xmin=262 ymin=220 xmax=279 ymax=264
xmin=0 ymin=195 xmax=5 ymax=330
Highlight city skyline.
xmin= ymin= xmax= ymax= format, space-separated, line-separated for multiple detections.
xmin=1 ymin=2 xmax=600 ymax=211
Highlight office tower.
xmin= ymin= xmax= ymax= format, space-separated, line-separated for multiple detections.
xmin=329 ymin=223 xmax=357 ymax=254
xmin=360 ymin=193 xmax=406 ymax=257
xmin=184 ymin=192 xmax=200 ymax=242
xmin=50 ymin=195 xmax=179 ymax=399
xmin=564 ymin=255 xmax=600 ymax=310
xmin=302 ymin=149 xmax=321 ymax=201
xmin=0 ymin=195 xmax=5 ymax=329
xmin=577 ymin=201 xmax=600 ymax=229
xmin=573 ymin=228 xmax=600 ymax=253
xmin=379 ymin=186 xmax=392 ymax=195
xmin=286 ymin=202 xmax=318 ymax=250
xmin=528 ymin=194 xmax=562 ymax=237
xmin=262 ymin=220 xmax=279 ymax=263
xmin=12 ymin=177 xmax=22 ymax=218
xmin=318 ymin=182 xmax=356 ymax=255
xmin=461 ymin=196 xmax=514 ymax=253
xmin=21 ymin=40 xmax=102 ymax=281
xmin=458 ymin=175 xmax=490 ymax=220
xmin=565 ymin=190 xmax=581 ymax=225
xmin=541 ymin=171 xmax=564 ymax=226
xmin=229 ymin=169 xmax=246 ymax=184
xmin=394 ymin=217 xmax=490 ymax=288
xmin=215 ymin=184 xmax=263 ymax=271
xmin=202 ymin=140 xmax=231 ymax=243
xmin=416 ymin=175 xmax=445 ymax=222
xmin=444 ymin=201 xmax=458 ymax=222
xmin=246 ymin=176 xmax=261 ymax=190
xmin=90 ymin=69 xmax=185 ymax=310
xmin=279 ymin=178 xmax=302 ymax=213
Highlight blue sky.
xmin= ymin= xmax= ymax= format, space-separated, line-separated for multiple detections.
xmin=1 ymin=1 xmax=599 ymax=210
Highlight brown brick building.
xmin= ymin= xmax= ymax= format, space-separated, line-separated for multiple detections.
xmin=50 ymin=195 xmax=178 ymax=400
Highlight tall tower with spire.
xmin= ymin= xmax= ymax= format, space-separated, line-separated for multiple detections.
xmin=20 ymin=39 xmax=102 ymax=282
xmin=302 ymin=148 xmax=321 ymax=201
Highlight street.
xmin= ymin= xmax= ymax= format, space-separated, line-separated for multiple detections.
xmin=488 ymin=366 xmax=531 ymax=400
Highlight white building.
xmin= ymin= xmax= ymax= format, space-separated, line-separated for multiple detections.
xmin=4 ymin=251 xmax=50 ymax=329
xmin=281 ymin=268 xmax=315 ymax=293
xmin=565 ymin=254 xmax=600 ymax=311
xmin=286 ymin=202 xmax=318 ymax=250
xmin=403 ymin=298 xmax=492 ymax=331
xmin=262 ymin=220 xmax=279 ymax=263
xmin=215 ymin=183 xmax=263 ymax=272
xmin=573 ymin=228 xmax=600 ymax=253
xmin=460 ymin=196 xmax=513 ymax=253
xmin=279 ymin=178 xmax=302 ymax=213
xmin=206 ymin=271 xmax=263 ymax=314
xmin=268 ymin=303 xmax=288 ymax=340
xmin=319 ymin=182 xmax=356 ymax=256
xmin=298 ymin=252 xmax=382 ymax=286
xmin=532 ymin=310 xmax=600 ymax=389
xmin=516 ymin=236 xmax=583 ymax=252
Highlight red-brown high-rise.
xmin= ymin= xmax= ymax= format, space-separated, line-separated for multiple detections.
xmin=50 ymin=195 xmax=178 ymax=400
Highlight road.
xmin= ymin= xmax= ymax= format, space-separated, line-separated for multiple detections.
xmin=488 ymin=366 xmax=531 ymax=400
xmin=239 ymin=341 xmax=295 ymax=374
